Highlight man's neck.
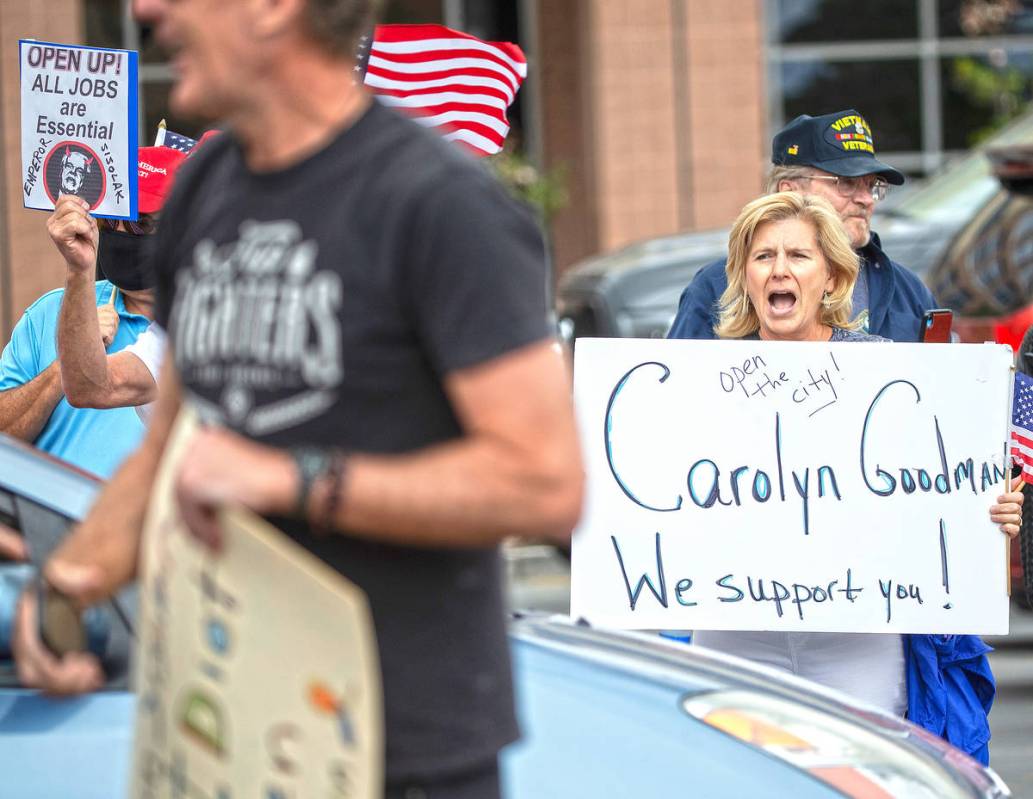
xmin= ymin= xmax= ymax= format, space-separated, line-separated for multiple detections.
xmin=231 ymin=52 xmax=372 ymax=172
xmin=123 ymin=292 xmax=154 ymax=319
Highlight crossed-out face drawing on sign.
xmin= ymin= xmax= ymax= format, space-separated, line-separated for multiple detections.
xmin=43 ymin=140 xmax=106 ymax=209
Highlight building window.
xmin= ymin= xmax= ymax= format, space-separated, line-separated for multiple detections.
xmin=775 ymin=0 xmax=918 ymax=43
xmin=941 ymin=50 xmax=1033 ymax=148
xmin=768 ymin=0 xmax=1033 ymax=175
xmin=780 ymin=59 xmax=922 ymax=151
xmin=938 ymin=0 xmax=1033 ymax=37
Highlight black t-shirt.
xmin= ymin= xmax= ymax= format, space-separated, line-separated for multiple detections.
xmin=152 ymin=101 xmax=550 ymax=780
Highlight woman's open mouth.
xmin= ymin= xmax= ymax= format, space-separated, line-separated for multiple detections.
xmin=767 ymin=290 xmax=797 ymax=317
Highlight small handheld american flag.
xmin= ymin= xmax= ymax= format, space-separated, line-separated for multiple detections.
xmin=154 ymin=120 xmax=198 ymax=152
xmin=1010 ymin=371 xmax=1033 ymax=484
xmin=362 ymin=24 xmax=527 ymax=157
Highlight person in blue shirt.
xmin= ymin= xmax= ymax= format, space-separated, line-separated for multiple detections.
xmin=0 ymin=278 xmax=150 ymax=479
xmin=0 ymin=146 xmax=183 ymax=478
xmin=668 ymin=109 xmax=938 ymax=343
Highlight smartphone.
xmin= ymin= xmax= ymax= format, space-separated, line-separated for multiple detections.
xmin=0 ymin=489 xmax=24 ymax=564
xmin=922 ymin=308 xmax=954 ymax=343
xmin=37 ymin=581 xmax=86 ymax=657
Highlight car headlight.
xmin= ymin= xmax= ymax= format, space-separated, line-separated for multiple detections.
xmin=682 ymin=691 xmax=997 ymax=799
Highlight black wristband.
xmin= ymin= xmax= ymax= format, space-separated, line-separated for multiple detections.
xmin=288 ymin=447 xmax=334 ymax=520
xmin=317 ymin=453 xmax=347 ymax=536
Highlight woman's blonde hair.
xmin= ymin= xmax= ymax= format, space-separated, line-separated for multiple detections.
xmin=715 ymin=191 xmax=860 ymax=339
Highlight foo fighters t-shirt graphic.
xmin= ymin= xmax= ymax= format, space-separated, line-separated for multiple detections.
xmin=169 ymin=219 xmax=343 ymax=435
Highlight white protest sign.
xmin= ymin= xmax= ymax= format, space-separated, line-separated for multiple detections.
xmin=20 ymin=40 xmax=138 ymax=219
xmin=570 ymin=338 xmax=1013 ymax=635
xmin=131 ymin=408 xmax=383 ymax=798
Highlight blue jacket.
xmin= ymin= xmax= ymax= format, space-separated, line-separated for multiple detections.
xmin=906 ymin=635 xmax=995 ymax=765
xmin=667 ymin=233 xmax=938 ymax=343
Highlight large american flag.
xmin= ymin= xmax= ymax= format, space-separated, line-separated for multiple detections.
xmin=363 ymin=24 xmax=527 ymax=157
xmin=1011 ymin=371 xmax=1033 ymax=484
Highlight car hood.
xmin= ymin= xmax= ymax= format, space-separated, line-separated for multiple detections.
xmin=0 ymin=689 xmax=135 ymax=798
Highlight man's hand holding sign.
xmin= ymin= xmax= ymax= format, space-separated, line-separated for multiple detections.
xmin=46 ymin=195 xmax=120 ymax=347
xmin=47 ymin=194 xmax=99 ymax=275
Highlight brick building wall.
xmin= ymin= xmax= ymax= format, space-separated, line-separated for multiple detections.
xmin=587 ymin=1 xmax=680 ymax=254
xmin=681 ymin=0 xmax=767 ymax=230
xmin=0 ymin=0 xmax=81 ymax=342
xmin=539 ymin=0 xmax=766 ymax=276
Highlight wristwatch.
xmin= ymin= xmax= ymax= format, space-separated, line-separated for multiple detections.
xmin=288 ymin=447 xmax=334 ymax=519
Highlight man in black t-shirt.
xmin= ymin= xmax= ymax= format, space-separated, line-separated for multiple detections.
xmin=12 ymin=1 xmax=584 ymax=796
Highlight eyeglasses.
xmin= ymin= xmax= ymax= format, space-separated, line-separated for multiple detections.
xmin=97 ymin=214 xmax=159 ymax=236
xmin=803 ymin=174 xmax=889 ymax=201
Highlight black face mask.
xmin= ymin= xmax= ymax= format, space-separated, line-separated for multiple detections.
xmin=97 ymin=229 xmax=155 ymax=292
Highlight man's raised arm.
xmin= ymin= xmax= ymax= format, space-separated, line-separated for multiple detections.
xmin=51 ymin=196 xmax=157 ymax=410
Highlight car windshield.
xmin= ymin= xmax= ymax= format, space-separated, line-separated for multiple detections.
xmin=886 ymin=111 xmax=1033 ymax=225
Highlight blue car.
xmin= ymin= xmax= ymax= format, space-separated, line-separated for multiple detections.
xmin=0 ymin=434 xmax=1013 ymax=797
xmin=0 ymin=435 xmax=135 ymax=797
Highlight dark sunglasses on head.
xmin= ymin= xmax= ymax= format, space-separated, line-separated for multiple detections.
xmin=97 ymin=214 xmax=159 ymax=235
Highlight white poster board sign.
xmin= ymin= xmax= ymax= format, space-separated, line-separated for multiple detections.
xmin=20 ymin=40 xmax=138 ymax=219
xmin=570 ymin=338 xmax=1013 ymax=635
xmin=130 ymin=408 xmax=383 ymax=798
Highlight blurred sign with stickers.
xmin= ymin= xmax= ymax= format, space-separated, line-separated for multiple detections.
xmin=129 ymin=408 xmax=383 ymax=798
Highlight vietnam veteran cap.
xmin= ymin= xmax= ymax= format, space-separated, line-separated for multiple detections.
xmin=772 ymin=109 xmax=905 ymax=185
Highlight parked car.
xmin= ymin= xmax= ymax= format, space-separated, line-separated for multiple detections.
xmin=0 ymin=435 xmax=135 ymax=798
xmin=0 ymin=435 xmax=1014 ymax=797
xmin=505 ymin=615 xmax=1010 ymax=798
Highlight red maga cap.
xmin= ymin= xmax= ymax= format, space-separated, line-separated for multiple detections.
xmin=137 ymin=145 xmax=187 ymax=214
xmin=193 ymin=129 xmax=221 ymax=152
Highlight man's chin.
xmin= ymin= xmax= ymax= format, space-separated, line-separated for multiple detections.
xmin=169 ymin=83 xmax=222 ymax=123
xmin=847 ymin=223 xmax=871 ymax=250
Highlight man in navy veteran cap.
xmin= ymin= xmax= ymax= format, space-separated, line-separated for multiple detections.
xmin=668 ymin=109 xmax=937 ymax=341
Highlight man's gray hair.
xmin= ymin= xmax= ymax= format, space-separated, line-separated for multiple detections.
xmin=764 ymin=164 xmax=815 ymax=193
xmin=303 ymin=0 xmax=381 ymax=57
